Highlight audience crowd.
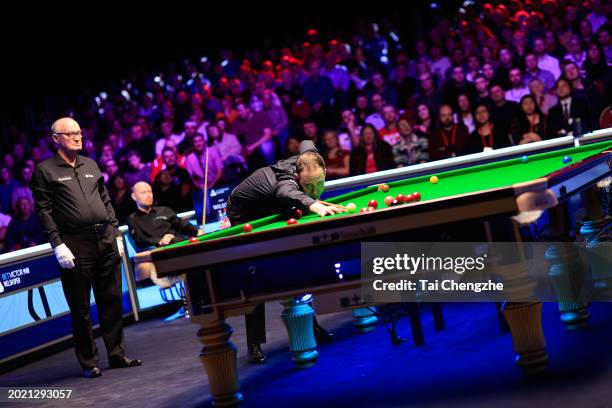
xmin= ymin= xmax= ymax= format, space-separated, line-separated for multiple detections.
xmin=0 ymin=0 xmax=610 ymax=252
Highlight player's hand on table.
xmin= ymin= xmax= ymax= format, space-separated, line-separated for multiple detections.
xmin=54 ymin=243 xmax=75 ymax=269
xmin=159 ymin=234 xmax=175 ymax=246
xmin=309 ymin=201 xmax=345 ymax=217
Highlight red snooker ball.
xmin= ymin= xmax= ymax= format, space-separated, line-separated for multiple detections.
xmin=396 ymin=194 xmax=406 ymax=203
xmin=412 ymin=192 xmax=421 ymax=201
xmin=242 ymin=224 xmax=253 ymax=233
xmin=287 ymin=218 xmax=298 ymax=225
xmin=188 ymin=237 xmax=198 ymax=243
xmin=294 ymin=209 xmax=303 ymax=218
xmin=368 ymin=199 xmax=378 ymax=209
xmin=404 ymin=194 xmax=414 ymax=203
xmin=384 ymin=196 xmax=394 ymax=206
xmin=360 ymin=207 xmax=369 ymax=213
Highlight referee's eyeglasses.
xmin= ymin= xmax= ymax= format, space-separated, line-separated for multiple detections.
xmin=53 ymin=131 xmax=83 ymax=139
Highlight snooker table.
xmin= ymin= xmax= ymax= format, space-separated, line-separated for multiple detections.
xmin=136 ymin=139 xmax=611 ymax=407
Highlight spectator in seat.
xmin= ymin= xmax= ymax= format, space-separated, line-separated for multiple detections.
xmin=0 ymin=167 xmax=17 ymax=215
xmin=528 ymin=78 xmax=558 ymax=115
xmin=231 ymin=100 xmax=275 ymax=170
xmin=338 ymin=109 xmax=361 ymax=151
xmin=0 ymin=211 xmax=10 ymax=252
xmin=474 ymin=75 xmax=492 ymax=107
xmin=524 ymin=53 xmax=556 ymax=92
xmin=378 ymin=105 xmax=402 ymax=148
xmin=393 ymin=118 xmax=429 ymax=167
xmin=155 ymin=121 xmax=184 ymax=157
xmin=454 ymin=94 xmax=475 ymax=134
xmin=322 ymin=130 xmax=350 ymax=180
xmin=429 ymin=105 xmax=470 ymax=161
xmin=152 ymin=147 xmax=192 ymax=212
xmin=547 ymin=78 xmax=592 ymax=138
xmin=124 ymin=150 xmax=151 ymax=190
xmin=108 ymin=173 xmax=136 ymax=224
xmin=5 ymin=197 xmax=44 ymax=251
xmin=413 ymin=103 xmax=434 ymax=137
xmin=349 ymin=124 xmax=395 ymax=176
xmin=365 ymin=93 xmax=386 ymax=130
xmin=443 ymin=66 xmax=477 ymax=108
xmin=185 ymin=133 xmax=224 ymax=223
xmin=533 ymin=37 xmax=561 ymax=79
xmin=466 ymin=103 xmax=510 ymax=153
xmin=511 ymin=95 xmax=549 ymax=145
xmin=489 ymin=84 xmax=520 ymax=147
xmin=284 ymin=136 xmax=302 ymax=159
xmin=506 ymin=68 xmax=530 ymax=103
xmin=302 ymin=119 xmax=325 ymax=153
xmin=128 ymin=181 xmax=201 ymax=287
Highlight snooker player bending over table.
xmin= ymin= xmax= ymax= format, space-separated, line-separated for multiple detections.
xmin=226 ymin=140 xmax=345 ymax=363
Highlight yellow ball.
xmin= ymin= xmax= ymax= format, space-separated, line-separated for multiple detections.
xmin=429 ymin=176 xmax=439 ymax=184
xmin=346 ymin=202 xmax=357 ymax=212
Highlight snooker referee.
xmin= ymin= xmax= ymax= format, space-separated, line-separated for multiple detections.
xmin=30 ymin=117 xmax=142 ymax=378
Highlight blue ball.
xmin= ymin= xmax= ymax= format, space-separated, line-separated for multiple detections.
xmin=521 ymin=155 xmax=529 ymax=163
xmin=563 ymin=156 xmax=572 ymax=164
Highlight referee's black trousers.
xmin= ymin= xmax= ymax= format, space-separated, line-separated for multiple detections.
xmin=59 ymin=224 xmax=125 ymax=369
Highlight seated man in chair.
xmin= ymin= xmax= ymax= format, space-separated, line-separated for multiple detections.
xmin=127 ymin=181 xmax=203 ymax=288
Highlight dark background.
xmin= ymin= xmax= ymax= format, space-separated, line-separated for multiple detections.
xmin=0 ymin=2 xmax=445 ymax=129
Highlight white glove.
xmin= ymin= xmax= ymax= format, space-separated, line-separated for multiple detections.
xmin=116 ymin=236 xmax=125 ymax=258
xmin=54 ymin=243 xmax=75 ymax=269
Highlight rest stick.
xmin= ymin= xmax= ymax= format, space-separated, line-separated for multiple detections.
xmin=202 ymin=148 xmax=209 ymax=228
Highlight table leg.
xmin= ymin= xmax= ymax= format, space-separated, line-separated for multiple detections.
xmin=281 ymin=298 xmax=319 ymax=367
xmin=197 ymin=319 xmax=243 ymax=407
xmin=502 ymin=302 xmax=548 ymax=373
xmin=545 ymin=242 xmax=590 ymax=329
xmin=545 ymin=204 xmax=590 ymax=330
xmin=580 ymin=186 xmax=612 ymax=298
xmin=352 ymin=307 xmax=378 ymax=333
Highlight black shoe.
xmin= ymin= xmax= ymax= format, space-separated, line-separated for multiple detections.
xmin=109 ymin=356 xmax=143 ymax=369
xmin=314 ymin=324 xmax=334 ymax=343
xmin=84 ymin=367 xmax=102 ymax=378
xmin=248 ymin=344 xmax=266 ymax=364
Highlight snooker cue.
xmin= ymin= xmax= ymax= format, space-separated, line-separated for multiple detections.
xmin=202 ymin=148 xmax=209 ymax=228
xmin=317 ymin=200 xmax=347 ymax=209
